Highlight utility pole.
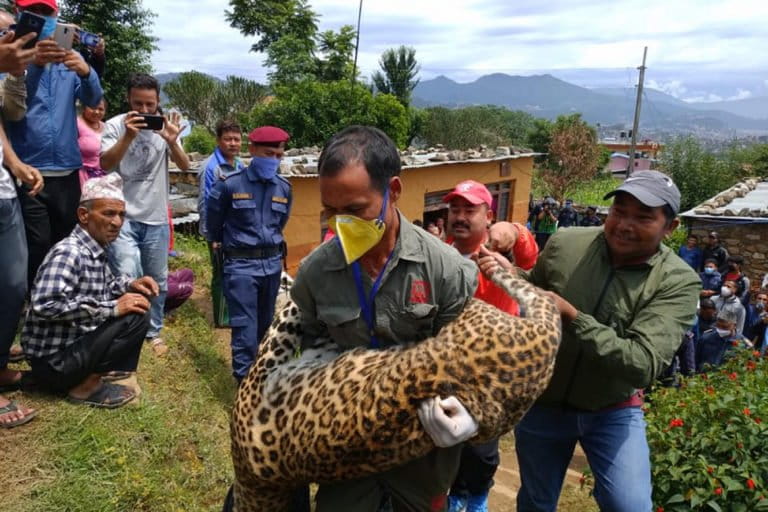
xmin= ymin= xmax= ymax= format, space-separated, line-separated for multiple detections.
xmin=627 ymin=46 xmax=647 ymax=177
xmin=351 ymin=0 xmax=363 ymax=83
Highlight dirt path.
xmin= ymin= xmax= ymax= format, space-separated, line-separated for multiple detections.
xmin=489 ymin=445 xmax=588 ymax=511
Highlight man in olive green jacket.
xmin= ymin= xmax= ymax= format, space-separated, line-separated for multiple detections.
xmin=511 ymin=171 xmax=700 ymax=512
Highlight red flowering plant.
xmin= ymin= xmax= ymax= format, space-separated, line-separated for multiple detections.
xmin=643 ymin=350 xmax=768 ymax=511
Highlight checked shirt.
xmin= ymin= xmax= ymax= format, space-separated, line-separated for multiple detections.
xmin=22 ymin=225 xmax=132 ymax=359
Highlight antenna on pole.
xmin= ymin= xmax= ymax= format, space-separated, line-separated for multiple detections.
xmin=627 ymin=46 xmax=647 ymax=177
xmin=351 ymin=0 xmax=363 ymax=83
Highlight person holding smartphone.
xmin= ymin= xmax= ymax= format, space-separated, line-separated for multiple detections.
xmin=100 ymin=73 xmax=190 ymax=357
xmin=6 ymin=0 xmax=103 ymax=291
xmin=0 ymin=17 xmax=43 ymax=429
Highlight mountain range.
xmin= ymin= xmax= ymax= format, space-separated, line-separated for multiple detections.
xmin=412 ymin=74 xmax=768 ymax=134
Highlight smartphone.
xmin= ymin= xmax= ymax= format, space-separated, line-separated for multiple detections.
xmin=54 ymin=22 xmax=76 ymax=50
xmin=13 ymin=11 xmax=45 ymax=49
xmin=77 ymin=29 xmax=100 ymax=48
xmin=139 ymin=114 xmax=164 ymax=131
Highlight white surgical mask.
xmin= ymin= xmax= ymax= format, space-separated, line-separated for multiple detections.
xmin=720 ymin=286 xmax=733 ymax=298
xmin=716 ymin=328 xmax=732 ymax=338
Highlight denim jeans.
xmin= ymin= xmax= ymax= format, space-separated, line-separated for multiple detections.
xmin=108 ymin=219 xmax=169 ymax=338
xmin=515 ymin=404 xmax=652 ymax=512
xmin=0 ymin=197 xmax=27 ymax=368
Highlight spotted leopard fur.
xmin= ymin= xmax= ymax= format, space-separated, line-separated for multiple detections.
xmin=230 ymin=269 xmax=561 ymax=511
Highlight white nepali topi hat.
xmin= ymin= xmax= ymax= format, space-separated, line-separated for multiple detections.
xmin=80 ymin=173 xmax=125 ymax=203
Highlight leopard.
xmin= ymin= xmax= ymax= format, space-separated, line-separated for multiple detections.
xmin=229 ymin=268 xmax=561 ymax=511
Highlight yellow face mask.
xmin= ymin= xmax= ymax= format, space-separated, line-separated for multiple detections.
xmin=329 ymin=189 xmax=389 ymax=264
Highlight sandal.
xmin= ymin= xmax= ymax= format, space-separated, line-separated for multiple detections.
xmin=67 ymin=383 xmax=136 ymax=409
xmin=150 ymin=338 xmax=169 ymax=357
xmin=8 ymin=345 xmax=24 ymax=363
xmin=101 ymin=371 xmax=133 ymax=382
xmin=0 ymin=399 xmax=38 ymax=429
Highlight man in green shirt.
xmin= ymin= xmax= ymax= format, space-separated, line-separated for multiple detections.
xmin=509 ymin=171 xmax=700 ymax=511
xmin=290 ymin=126 xmax=480 ymax=511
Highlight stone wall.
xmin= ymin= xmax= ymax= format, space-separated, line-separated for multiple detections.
xmin=690 ymin=222 xmax=768 ymax=289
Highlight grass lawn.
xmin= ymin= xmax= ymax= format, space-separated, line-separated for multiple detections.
xmin=1 ymin=234 xmax=597 ymax=511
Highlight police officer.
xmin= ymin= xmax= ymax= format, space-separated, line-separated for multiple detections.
xmin=205 ymin=126 xmax=292 ymax=381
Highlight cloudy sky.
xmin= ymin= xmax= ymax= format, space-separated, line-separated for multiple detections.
xmin=150 ymin=0 xmax=768 ymax=103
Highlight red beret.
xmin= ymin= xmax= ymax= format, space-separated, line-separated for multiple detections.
xmin=248 ymin=126 xmax=290 ymax=144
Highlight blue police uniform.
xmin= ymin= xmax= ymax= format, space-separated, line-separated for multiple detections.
xmin=206 ymin=162 xmax=292 ymax=380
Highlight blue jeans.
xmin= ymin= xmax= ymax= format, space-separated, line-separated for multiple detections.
xmin=515 ymin=404 xmax=652 ymax=512
xmin=108 ymin=219 xmax=169 ymax=338
xmin=0 ymin=197 xmax=27 ymax=368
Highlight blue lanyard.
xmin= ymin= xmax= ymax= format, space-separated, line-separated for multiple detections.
xmin=351 ymin=250 xmax=394 ymax=349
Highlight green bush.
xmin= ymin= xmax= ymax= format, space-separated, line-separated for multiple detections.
xmin=417 ymin=105 xmax=535 ymax=149
xmin=183 ymin=125 xmax=216 ymax=155
xmin=244 ymin=80 xmax=410 ymax=148
xmin=644 ymin=350 xmax=768 ymax=511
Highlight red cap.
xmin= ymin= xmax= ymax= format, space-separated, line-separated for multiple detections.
xmin=443 ymin=180 xmax=493 ymax=206
xmin=16 ymin=0 xmax=58 ymax=11
xmin=248 ymin=126 xmax=290 ymax=144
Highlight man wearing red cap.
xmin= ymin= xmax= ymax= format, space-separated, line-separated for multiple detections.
xmin=7 ymin=0 xmax=103 ymax=291
xmin=442 ymin=180 xmax=537 ymax=512
xmin=206 ymin=125 xmax=292 ymax=382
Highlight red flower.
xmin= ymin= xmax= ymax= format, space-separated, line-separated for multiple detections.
xmin=707 ymin=386 xmax=716 ymax=395
xmin=753 ymin=350 xmax=761 ymax=358
xmin=669 ymin=418 xmax=684 ymax=428
xmin=714 ymin=487 xmax=723 ymax=495
xmin=732 ymin=340 xmax=740 ymax=347
xmin=747 ymin=361 xmax=757 ymax=371
xmin=728 ymin=372 xmax=738 ymax=381
xmin=745 ymin=408 xmax=752 ymax=416
xmin=707 ymin=466 xmax=714 ymax=474
xmin=656 ymin=507 xmax=664 ymax=512
xmin=755 ymin=417 xmax=763 ymax=424
xmin=747 ymin=479 xmax=756 ymax=490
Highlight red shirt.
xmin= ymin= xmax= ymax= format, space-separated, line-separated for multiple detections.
xmin=446 ymin=236 xmax=520 ymax=316
xmin=508 ymin=223 xmax=538 ymax=271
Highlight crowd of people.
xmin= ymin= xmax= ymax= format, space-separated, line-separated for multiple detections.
xmin=664 ymin=232 xmax=768 ymax=378
xmin=3 ymin=2 xmax=768 ymax=511
xmin=0 ymin=0 xmax=196 ymax=423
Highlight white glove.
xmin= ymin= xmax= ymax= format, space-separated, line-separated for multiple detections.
xmin=417 ymin=395 xmax=479 ymax=448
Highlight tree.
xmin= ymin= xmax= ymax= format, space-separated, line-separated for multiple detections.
xmin=163 ymin=72 xmax=218 ymax=133
xmin=417 ymin=106 xmax=535 ymax=149
xmin=60 ymin=0 xmax=157 ymax=114
xmin=164 ymin=72 xmax=268 ymax=134
xmin=539 ymin=114 xmax=601 ymax=201
xmin=371 ymin=46 xmax=420 ymax=107
xmin=226 ymin=0 xmax=356 ymax=86
xmin=245 ymin=80 xmax=409 ymax=148
xmin=526 ymin=118 xmax=553 ymax=157
xmin=314 ymin=26 xmax=356 ymax=82
xmin=226 ymin=0 xmax=317 ymax=54
xmin=660 ymin=136 xmax=740 ymax=212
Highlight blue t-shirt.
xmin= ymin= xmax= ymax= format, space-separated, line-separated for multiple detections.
xmin=679 ymin=246 xmax=703 ymax=271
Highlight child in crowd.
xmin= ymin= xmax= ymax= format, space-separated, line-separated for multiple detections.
xmin=699 ymin=259 xmax=722 ymax=299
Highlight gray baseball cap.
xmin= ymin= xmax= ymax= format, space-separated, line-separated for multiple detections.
xmin=604 ymin=170 xmax=681 ymax=214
